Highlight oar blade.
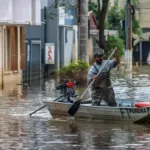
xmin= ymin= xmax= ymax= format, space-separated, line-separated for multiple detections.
xmin=68 ymin=100 xmax=81 ymax=116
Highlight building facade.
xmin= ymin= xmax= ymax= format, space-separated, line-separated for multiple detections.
xmin=0 ymin=0 xmax=41 ymax=89
xmin=24 ymin=0 xmax=78 ymax=82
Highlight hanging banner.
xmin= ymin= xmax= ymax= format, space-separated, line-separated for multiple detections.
xmin=45 ymin=43 xmax=55 ymax=64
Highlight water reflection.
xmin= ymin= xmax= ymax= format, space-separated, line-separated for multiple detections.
xmin=48 ymin=119 xmax=150 ymax=150
xmin=0 ymin=65 xmax=150 ymax=149
xmin=1 ymin=114 xmax=150 ymax=150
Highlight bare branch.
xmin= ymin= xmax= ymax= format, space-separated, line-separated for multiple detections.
xmin=47 ymin=0 xmax=78 ymax=19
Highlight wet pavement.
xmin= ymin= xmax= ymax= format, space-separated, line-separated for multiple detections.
xmin=0 ymin=65 xmax=150 ymax=150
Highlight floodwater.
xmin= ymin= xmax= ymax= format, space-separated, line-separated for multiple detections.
xmin=1 ymin=65 xmax=150 ymax=150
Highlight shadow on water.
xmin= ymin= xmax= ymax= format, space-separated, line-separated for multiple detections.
xmin=0 ymin=65 xmax=150 ymax=149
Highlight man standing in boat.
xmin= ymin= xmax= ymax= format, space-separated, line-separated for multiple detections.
xmin=87 ymin=48 xmax=119 ymax=106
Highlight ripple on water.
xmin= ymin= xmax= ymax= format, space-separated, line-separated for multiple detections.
xmin=0 ymin=68 xmax=150 ymax=149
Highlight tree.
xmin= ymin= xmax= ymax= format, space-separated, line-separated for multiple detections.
xmin=107 ymin=3 xmax=142 ymax=39
xmin=132 ymin=17 xmax=142 ymax=35
xmin=48 ymin=0 xmax=78 ymax=19
xmin=98 ymin=0 xmax=110 ymax=50
xmin=107 ymin=4 xmax=124 ymax=30
xmin=106 ymin=36 xmax=124 ymax=57
xmin=79 ymin=0 xmax=89 ymax=63
xmin=88 ymin=2 xmax=99 ymax=19
xmin=107 ymin=4 xmax=125 ymax=40
xmin=88 ymin=0 xmax=109 ymax=50
xmin=89 ymin=0 xmax=142 ymax=49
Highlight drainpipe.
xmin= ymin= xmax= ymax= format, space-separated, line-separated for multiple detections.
xmin=44 ymin=7 xmax=47 ymax=43
xmin=56 ymin=4 xmax=60 ymax=71
xmin=44 ymin=7 xmax=48 ymax=77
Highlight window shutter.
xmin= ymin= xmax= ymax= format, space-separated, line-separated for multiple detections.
xmin=20 ymin=27 xmax=25 ymax=70
xmin=8 ymin=26 xmax=18 ymax=71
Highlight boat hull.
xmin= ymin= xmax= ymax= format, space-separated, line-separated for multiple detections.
xmin=44 ymin=101 xmax=150 ymax=123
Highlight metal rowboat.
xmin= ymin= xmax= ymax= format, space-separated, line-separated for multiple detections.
xmin=44 ymin=100 xmax=150 ymax=124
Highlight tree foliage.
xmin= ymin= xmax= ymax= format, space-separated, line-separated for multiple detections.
xmin=58 ymin=60 xmax=89 ymax=82
xmin=88 ymin=2 xmax=99 ymax=20
xmin=106 ymin=36 xmax=124 ymax=57
xmin=132 ymin=17 xmax=142 ymax=35
xmin=88 ymin=1 xmax=124 ymax=56
xmin=89 ymin=0 xmax=142 ymax=37
xmin=48 ymin=0 xmax=78 ymax=19
xmin=132 ymin=0 xmax=137 ymax=6
xmin=107 ymin=5 xmax=124 ymax=30
xmin=107 ymin=3 xmax=142 ymax=38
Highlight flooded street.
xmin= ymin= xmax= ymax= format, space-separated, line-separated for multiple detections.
xmin=1 ymin=65 xmax=150 ymax=150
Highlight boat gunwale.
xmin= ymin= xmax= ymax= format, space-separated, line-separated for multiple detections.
xmin=43 ymin=100 xmax=150 ymax=110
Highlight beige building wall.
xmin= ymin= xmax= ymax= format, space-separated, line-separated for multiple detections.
xmin=137 ymin=0 xmax=150 ymax=29
xmin=88 ymin=38 xmax=94 ymax=65
xmin=138 ymin=9 xmax=150 ymax=28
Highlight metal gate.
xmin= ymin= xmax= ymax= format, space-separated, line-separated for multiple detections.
xmin=22 ymin=39 xmax=42 ymax=83
xmin=60 ymin=26 xmax=74 ymax=67
xmin=30 ymin=40 xmax=42 ymax=81
xmin=133 ymin=41 xmax=150 ymax=64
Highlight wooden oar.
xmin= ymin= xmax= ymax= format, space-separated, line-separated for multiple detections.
xmin=29 ymin=95 xmax=64 ymax=116
xmin=68 ymin=49 xmax=116 ymax=116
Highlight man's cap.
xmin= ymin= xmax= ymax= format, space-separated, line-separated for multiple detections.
xmin=94 ymin=49 xmax=104 ymax=58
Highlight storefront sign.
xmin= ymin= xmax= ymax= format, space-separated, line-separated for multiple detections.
xmin=45 ymin=43 xmax=55 ymax=64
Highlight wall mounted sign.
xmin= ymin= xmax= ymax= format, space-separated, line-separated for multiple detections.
xmin=45 ymin=43 xmax=55 ymax=64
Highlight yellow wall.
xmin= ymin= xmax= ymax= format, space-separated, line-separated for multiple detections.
xmin=138 ymin=9 xmax=150 ymax=28
xmin=0 ymin=72 xmax=22 ymax=89
xmin=88 ymin=38 xmax=94 ymax=65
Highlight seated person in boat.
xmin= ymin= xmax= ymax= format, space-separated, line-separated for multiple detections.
xmin=87 ymin=48 xmax=119 ymax=106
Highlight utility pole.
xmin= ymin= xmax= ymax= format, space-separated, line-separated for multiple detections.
xmin=125 ymin=0 xmax=132 ymax=72
xmin=78 ymin=0 xmax=89 ymax=63
xmin=1 ymin=26 xmax=4 ymax=90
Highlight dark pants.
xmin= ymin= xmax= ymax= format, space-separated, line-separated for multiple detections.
xmin=91 ymin=87 xmax=117 ymax=106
